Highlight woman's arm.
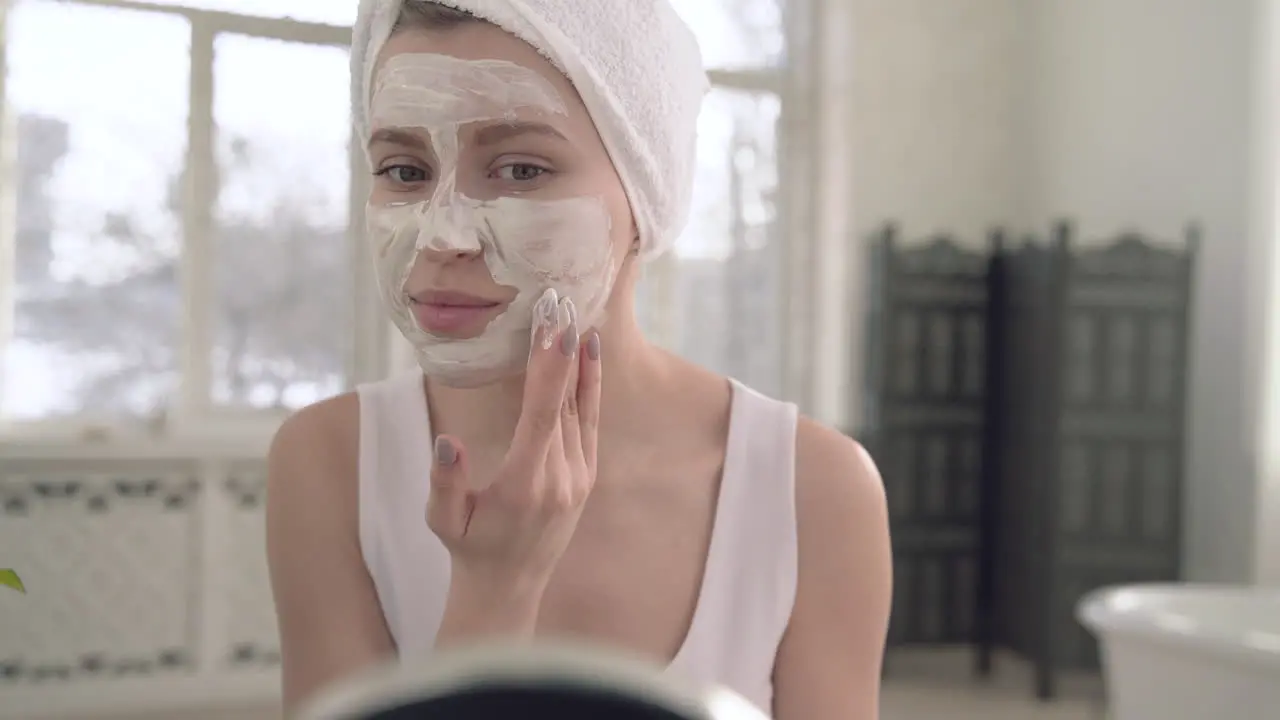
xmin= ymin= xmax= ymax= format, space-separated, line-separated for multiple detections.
xmin=266 ymin=396 xmax=397 ymax=715
xmin=772 ymin=419 xmax=893 ymax=720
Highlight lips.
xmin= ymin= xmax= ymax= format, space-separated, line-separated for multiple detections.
xmin=408 ymin=290 xmax=503 ymax=335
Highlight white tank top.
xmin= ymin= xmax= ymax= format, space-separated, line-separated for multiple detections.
xmin=356 ymin=370 xmax=799 ymax=712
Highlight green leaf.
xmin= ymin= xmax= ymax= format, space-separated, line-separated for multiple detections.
xmin=0 ymin=569 xmax=25 ymax=594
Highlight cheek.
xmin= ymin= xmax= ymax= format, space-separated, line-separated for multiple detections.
xmin=600 ymin=182 xmax=637 ymax=262
xmin=403 ymin=249 xmax=434 ymax=288
xmin=369 ymin=187 xmax=401 ymax=207
xmin=369 ymin=180 xmax=436 ymax=208
xmin=485 ymin=197 xmax=616 ymax=286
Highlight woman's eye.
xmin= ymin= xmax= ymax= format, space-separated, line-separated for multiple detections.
xmin=376 ymin=165 xmax=428 ymax=184
xmin=495 ymin=164 xmax=547 ymax=182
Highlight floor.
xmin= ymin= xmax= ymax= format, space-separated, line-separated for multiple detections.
xmin=877 ymin=649 xmax=1103 ymax=720
xmin=45 ymin=650 xmax=1105 ymax=720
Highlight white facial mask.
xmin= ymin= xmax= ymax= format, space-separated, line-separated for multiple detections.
xmin=365 ymin=53 xmax=617 ymax=386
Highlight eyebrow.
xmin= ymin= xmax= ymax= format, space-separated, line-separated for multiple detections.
xmin=472 ymin=121 xmax=568 ymax=147
xmin=367 ymin=128 xmax=429 ymax=151
xmin=367 ymin=122 xmax=568 ymax=153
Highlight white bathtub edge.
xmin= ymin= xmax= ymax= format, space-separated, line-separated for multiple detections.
xmin=1077 ymin=584 xmax=1280 ymax=671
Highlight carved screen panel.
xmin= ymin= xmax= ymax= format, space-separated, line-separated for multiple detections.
xmin=865 ymin=226 xmax=993 ymax=645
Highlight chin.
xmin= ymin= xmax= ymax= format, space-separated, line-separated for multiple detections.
xmin=413 ymin=338 xmax=533 ymax=389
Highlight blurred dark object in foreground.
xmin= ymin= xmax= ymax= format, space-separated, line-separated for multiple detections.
xmin=299 ymin=642 xmax=770 ymax=720
xmin=346 ymin=684 xmax=703 ymax=720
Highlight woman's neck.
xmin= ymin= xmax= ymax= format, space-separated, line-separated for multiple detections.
xmin=422 ymin=304 xmax=664 ymax=452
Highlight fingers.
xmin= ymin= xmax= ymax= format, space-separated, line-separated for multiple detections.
xmin=509 ymin=289 xmax=578 ymax=466
xmin=560 ymin=334 xmax=584 ymax=469
xmin=426 ymin=435 xmax=471 ymax=536
xmin=576 ymin=330 xmax=603 ymax=475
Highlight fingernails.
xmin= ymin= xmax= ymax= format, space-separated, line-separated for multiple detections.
xmin=559 ymin=298 xmax=579 ymax=356
xmin=563 ymin=295 xmax=578 ymax=329
xmin=434 ymin=436 xmax=456 ymax=466
xmin=530 ymin=289 xmax=579 ymax=357
xmin=531 ymin=288 xmax=559 ymax=351
xmin=587 ymin=331 xmax=601 ymax=361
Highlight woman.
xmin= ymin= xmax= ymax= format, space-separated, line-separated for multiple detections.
xmin=266 ymin=1 xmax=892 ymax=718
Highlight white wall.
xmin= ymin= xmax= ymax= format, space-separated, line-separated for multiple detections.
xmin=849 ymin=0 xmax=1025 ymax=241
xmin=848 ymin=0 xmax=1274 ymax=584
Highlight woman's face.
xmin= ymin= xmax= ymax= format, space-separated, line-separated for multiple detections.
xmin=365 ymin=21 xmax=635 ymax=386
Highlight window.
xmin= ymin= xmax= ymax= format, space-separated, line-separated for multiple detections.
xmin=637 ymin=89 xmax=785 ymax=396
xmin=209 ymin=34 xmax=351 ymax=410
xmin=141 ymin=0 xmax=356 ymax=26
xmin=0 ymin=0 xmax=351 ymax=426
xmin=1 ymin=1 xmax=190 ymax=421
xmin=0 ymin=0 xmax=813 ymax=430
xmin=638 ymin=1 xmax=798 ymax=398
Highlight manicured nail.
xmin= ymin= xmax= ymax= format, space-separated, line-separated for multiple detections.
xmin=587 ymin=331 xmax=601 ymax=361
xmin=558 ymin=298 xmax=579 ymax=356
xmin=561 ymin=296 xmax=578 ymax=332
xmin=531 ymin=288 xmax=559 ymax=351
xmin=434 ymin=436 xmax=456 ymax=466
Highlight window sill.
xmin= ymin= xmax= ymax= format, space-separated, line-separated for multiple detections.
xmin=0 ymin=417 xmax=280 ymax=462
xmin=0 ymin=434 xmax=271 ymax=462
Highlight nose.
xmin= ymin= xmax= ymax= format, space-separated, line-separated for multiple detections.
xmin=418 ymin=244 xmax=482 ymax=263
xmin=412 ymin=198 xmax=486 ymax=261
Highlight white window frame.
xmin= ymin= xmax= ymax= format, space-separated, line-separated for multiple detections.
xmin=0 ymin=0 xmax=855 ymax=440
xmin=0 ymin=0 xmax=371 ymax=440
xmin=790 ymin=0 xmax=856 ymax=429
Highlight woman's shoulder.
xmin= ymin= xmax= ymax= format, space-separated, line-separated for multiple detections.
xmin=272 ymin=391 xmax=361 ymax=457
xmin=662 ymin=353 xmax=883 ymax=501
xmin=793 ymin=416 xmax=882 ymax=513
xmin=267 ymin=391 xmax=362 ymax=509
xmin=264 ymin=391 xmax=398 ymax=707
xmin=770 ymin=416 xmax=891 ymax=709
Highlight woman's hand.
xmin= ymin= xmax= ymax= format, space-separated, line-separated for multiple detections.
xmin=426 ymin=288 xmax=602 ymax=629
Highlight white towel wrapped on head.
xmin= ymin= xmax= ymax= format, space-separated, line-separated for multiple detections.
xmin=352 ymin=0 xmax=709 ymax=261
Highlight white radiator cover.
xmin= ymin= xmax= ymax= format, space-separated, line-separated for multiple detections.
xmin=0 ymin=440 xmax=281 ymax=718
